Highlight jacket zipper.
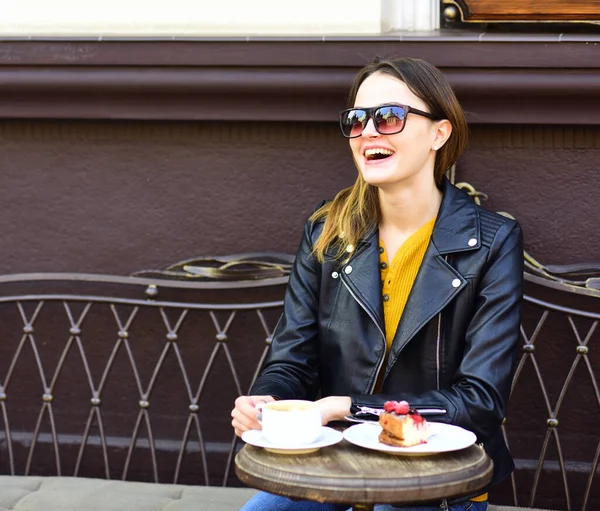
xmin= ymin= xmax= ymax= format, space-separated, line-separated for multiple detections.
xmin=340 ymin=274 xmax=386 ymax=394
xmin=436 ymin=312 xmax=442 ymax=391
xmin=436 ymin=255 xmax=449 ymax=391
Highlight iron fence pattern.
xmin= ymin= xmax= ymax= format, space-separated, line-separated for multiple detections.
xmin=0 ymin=272 xmax=597 ymax=510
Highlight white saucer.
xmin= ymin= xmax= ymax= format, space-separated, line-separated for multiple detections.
xmin=242 ymin=426 xmax=343 ymax=454
xmin=343 ymin=422 xmax=476 ymax=455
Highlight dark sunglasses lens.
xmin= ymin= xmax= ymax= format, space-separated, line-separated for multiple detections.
xmin=374 ymin=106 xmax=406 ymax=134
xmin=340 ymin=109 xmax=367 ymax=138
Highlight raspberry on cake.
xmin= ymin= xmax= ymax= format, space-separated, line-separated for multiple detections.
xmin=378 ymin=400 xmax=430 ymax=447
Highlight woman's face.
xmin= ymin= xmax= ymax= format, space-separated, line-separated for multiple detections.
xmin=349 ymin=72 xmax=439 ymax=190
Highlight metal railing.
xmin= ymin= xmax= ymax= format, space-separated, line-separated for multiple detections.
xmin=503 ymin=272 xmax=599 ymax=511
xmin=0 ymin=270 xmax=597 ymax=509
xmin=0 ymin=273 xmax=286 ymax=486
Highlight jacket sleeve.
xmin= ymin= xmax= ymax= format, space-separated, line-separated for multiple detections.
xmin=350 ymin=221 xmax=524 ymax=441
xmin=249 ymin=220 xmax=321 ymax=400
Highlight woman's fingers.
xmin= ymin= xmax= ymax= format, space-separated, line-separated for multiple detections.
xmin=231 ymin=417 xmax=250 ymax=438
xmin=232 ymin=396 xmax=261 ymax=429
xmin=231 ymin=395 xmax=275 ymax=437
xmin=231 ymin=405 xmax=258 ymax=432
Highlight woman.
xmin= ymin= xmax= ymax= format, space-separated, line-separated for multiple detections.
xmin=231 ymin=56 xmax=524 ymax=511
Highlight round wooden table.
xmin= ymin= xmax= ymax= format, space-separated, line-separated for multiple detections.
xmin=235 ymin=433 xmax=493 ymax=510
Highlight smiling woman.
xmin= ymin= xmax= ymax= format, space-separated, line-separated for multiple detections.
xmin=313 ymin=58 xmax=469 ymax=263
xmin=231 ymin=56 xmax=524 ymax=511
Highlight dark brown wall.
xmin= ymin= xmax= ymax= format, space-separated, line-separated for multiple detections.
xmin=461 ymin=127 xmax=600 ymax=264
xmin=0 ymin=120 xmax=351 ymax=274
xmin=1 ymin=36 xmax=599 ymax=510
xmin=0 ymin=121 xmax=598 ymax=274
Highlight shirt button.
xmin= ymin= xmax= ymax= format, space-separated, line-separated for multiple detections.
xmin=382 ymin=294 xmax=390 ymax=302
xmin=344 ymin=265 xmax=353 ymax=274
xmin=452 ymin=278 xmax=461 ymax=288
xmin=468 ymin=238 xmax=477 ymax=247
xmin=380 ymin=262 xmax=388 ymax=269
xmin=331 ymin=271 xmax=339 ymax=279
xmin=379 ymin=246 xmax=384 ymax=254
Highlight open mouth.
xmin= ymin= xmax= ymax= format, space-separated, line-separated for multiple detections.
xmin=364 ymin=148 xmax=394 ymax=162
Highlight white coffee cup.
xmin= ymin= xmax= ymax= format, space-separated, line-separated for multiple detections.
xmin=257 ymin=399 xmax=322 ymax=446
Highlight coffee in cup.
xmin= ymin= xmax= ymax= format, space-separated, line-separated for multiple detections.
xmin=257 ymin=400 xmax=322 ymax=446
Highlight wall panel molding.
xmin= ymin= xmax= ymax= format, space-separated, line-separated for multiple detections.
xmin=0 ymin=119 xmax=338 ymax=143
xmin=1 ymin=37 xmax=600 ymax=124
xmin=470 ymin=126 xmax=600 ymax=149
xmin=6 ymin=121 xmax=600 ymax=149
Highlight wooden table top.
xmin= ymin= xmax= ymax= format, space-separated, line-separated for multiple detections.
xmin=235 ymin=434 xmax=493 ymax=506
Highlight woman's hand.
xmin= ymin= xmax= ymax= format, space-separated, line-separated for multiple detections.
xmin=231 ymin=395 xmax=276 ymax=438
xmin=315 ymin=396 xmax=352 ymax=425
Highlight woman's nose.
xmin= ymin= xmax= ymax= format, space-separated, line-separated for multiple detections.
xmin=362 ymin=118 xmax=379 ymax=137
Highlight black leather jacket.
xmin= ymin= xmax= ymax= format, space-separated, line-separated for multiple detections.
xmin=251 ymin=180 xmax=524 ymax=491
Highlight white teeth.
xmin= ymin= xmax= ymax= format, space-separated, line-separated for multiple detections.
xmin=365 ymin=148 xmax=394 ymax=158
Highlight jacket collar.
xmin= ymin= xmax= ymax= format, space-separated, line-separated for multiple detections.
xmin=351 ymin=178 xmax=481 ymax=253
xmin=339 ymin=179 xmax=481 ymax=373
xmin=431 ymin=178 xmax=481 ymax=253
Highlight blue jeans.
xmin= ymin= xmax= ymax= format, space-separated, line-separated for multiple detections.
xmin=240 ymin=491 xmax=488 ymax=511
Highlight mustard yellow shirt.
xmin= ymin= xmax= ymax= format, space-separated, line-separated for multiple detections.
xmin=378 ymin=217 xmax=487 ymax=503
xmin=379 ymin=217 xmax=436 ymax=349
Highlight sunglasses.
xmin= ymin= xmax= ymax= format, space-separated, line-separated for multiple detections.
xmin=339 ymin=103 xmax=437 ymax=139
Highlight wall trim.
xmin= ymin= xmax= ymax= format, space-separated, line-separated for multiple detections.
xmin=0 ymin=36 xmax=599 ymax=124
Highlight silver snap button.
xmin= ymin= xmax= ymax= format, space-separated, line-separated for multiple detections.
xmin=344 ymin=265 xmax=353 ymax=274
xmin=331 ymin=271 xmax=339 ymax=279
xmin=346 ymin=244 xmax=354 ymax=253
xmin=452 ymin=278 xmax=461 ymax=288
xmin=468 ymin=238 xmax=477 ymax=247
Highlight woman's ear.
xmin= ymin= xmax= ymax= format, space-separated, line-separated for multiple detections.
xmin=431 ymin=119 xmax=452 ymax=151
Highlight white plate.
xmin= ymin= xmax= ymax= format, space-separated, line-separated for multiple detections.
xmin=242 ymin=426 xmax=343 ymax=454
xmin=343 ymin=422 xmax=476 ymax=455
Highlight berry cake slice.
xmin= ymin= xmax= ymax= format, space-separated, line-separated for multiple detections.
xmin=378 ymin=400 xmax=430 ymax=447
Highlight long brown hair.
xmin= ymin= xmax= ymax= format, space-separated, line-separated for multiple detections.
xmin=310 ymin=56 xmax=468 ymax=262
